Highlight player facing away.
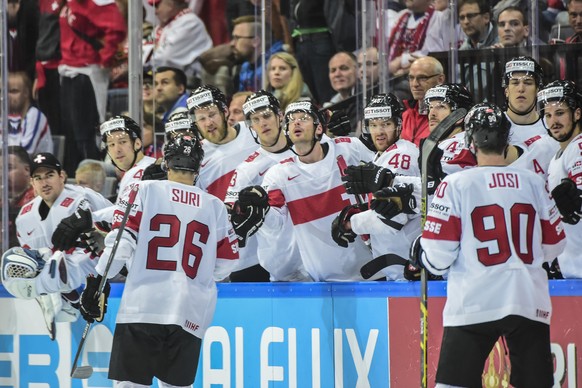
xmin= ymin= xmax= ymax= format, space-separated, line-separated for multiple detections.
xmin=538 ymin=80 xmax=582 ymax=278
xmin=80 ymin=134 xmax=239 ymax=387
xmin=225 ymin=90 xmax=309 ymax=281
xmin=412 ymin=103 xmax=566 ymax=388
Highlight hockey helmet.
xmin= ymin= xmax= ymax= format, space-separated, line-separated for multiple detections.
xmin=187 ymin=84 xmax=228 ymax=113
xmin=100 ymin=115 xmax=141 ymax=146
xmin=165 ymin=111 xmax=196 ymax=139
xmin=284 ymin=100 xmax=325 ymax=129
xmin=537 ymin=80 xmax=582 ymax=115
xmin=163 ymin=134 xmax=204 ymax=173
xmin=464 ymin=103 xmax=511 ymax=150
xmin=503 ymin=56 xmax=544 ymax=88
xmin=243 ymin=90 xmax=281 ymax=119
xmin=424 ymin=83 xmax=474 ymax=111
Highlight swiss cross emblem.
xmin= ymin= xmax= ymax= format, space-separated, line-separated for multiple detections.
xmin=34 ymin=154 xmax=46 ymax=164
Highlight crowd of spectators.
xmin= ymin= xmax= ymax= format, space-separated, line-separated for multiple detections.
xmin=4 ymin=0 xmax=582 ymax=281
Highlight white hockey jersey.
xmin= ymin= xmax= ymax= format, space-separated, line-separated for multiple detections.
xmin=96 ymin=180 xmax=239 ymax=338
xmin=508 ymin=115 xmax=547 ymax=145
xmin=225 ymin=147 xmax=309 ymax=281
xmin=197 ymin=122 xmax=258 ymax=201
xmin=374 ymin=139 xmax=420 ymax=177
xmin=510 ymin=134 xmax=559 ymax=181
xmin=421 ymin=166 xmax=566 ymax=326
xmin=547 ymin=133 xmax=582 ymax=278
xmin=261 ymin=137 xmax=375 ymax=281
xmin=16 ymin=185 xmax=113 ymax=293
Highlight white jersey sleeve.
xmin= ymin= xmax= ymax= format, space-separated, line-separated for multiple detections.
xmin=375 ymin=139 xmax=420 ymax=177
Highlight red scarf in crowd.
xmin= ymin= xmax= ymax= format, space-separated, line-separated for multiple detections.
xmin=388 ymin=7 xmax=435 ymax=61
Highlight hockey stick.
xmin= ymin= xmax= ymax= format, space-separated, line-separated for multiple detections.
xmin=418 ymin=107 xmax=467 ymax=388
xmin=360 ymin=253 xmax=408 ymax=279
xmin=70 ymin=186 xmax=139 ymax=379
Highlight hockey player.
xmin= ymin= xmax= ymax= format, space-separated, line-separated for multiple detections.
xmin=187 ymin=84 xmax=258 ymax=201
xmin=5 ymin=152 xmax=112 ymax=339
xmin=79 ymin=134 xmax=238 ymax=387
xmin=245 ymin=100 xmax=375 ymax=281
xmin=333 ymin=93 xmax=421 ymax=280
xmin=225 ymin=90 xmax=309 ymax=281
xmin=538 ymin=80 xmax=582 ymax=278
xmin=413 ymin=103 xmax=566 ymax=388
xmin=503 ymin=56 xmax=559 ymax=177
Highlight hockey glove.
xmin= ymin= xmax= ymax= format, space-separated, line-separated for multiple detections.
xmin=551 ymin=178 xmax=582 ymax=225
xmin=373 ymin=183 xmax=417 ymax=214
xmin=419 ymin=139 xmax=446 ymax=196
xmin=51 ymin=206 xmax=94 ymax=251
xmin=331 ymin=204 xmax=365 ymax=247
xmin=142 ymin=161 xmax=167 ymax=181
xmin=79 ymin=230 xmax=106 ymax=257
xmin=542 ymin=258 xmax=563 ymax=280
xmin=342 ymin=162 xmax=394 ymax=194
xmin=327 ymin=110 xmax=352 ymax=137
xmin=80 ymin=275 xmax=110 ymax=323
xmin=231 ymin=186 xmax=270 ymax=247
xmin=404 ymin=235 xmax=443 ymax=281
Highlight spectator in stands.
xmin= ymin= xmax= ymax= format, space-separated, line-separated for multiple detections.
xmin=154 ymin=66 xmax=189 ymax=124
xmin=266 ymin=52 xmax=313 ymax=111
xmin=491 ymin=6 xmax=532 ymax=47
xmin=143 ymin=66 xmax=162 ymax=123
xmin=75 ymin=160 xmax=106 ymax=194
xmin=7 ymin=146 xmax=35 ymax=247
xmin=231 ymin=15 xmax=284 ymax=92
xmin=357 ymin=47 xmax=380 ymax=91
xmin=388 ymin=0 xmax=449 ymax=77
xmin=566 ymin=0 xmax=582 ymax=42
xmin=325 ymin=51 xmax=359 ymax=130
xmin=8 ymin=71 xmax=53 ymax=155
xmin=289 ymin=0 xmax=338 ymax=104
xmin=458 ymin=0 xmax=499 ymax=49
xmin=228 ymin=91 xmax=253 ymax=127
xmin=58 ymin=0 xmax=126 ymax=176
xmin=144 ymin=0 xmax=212 ymax=86
xmin=33 ymin=0 xmax=64 ymax=137
xmin=400 ymin=56 xmax=445 ymax=146
xmin=7 ymin=0 xmax=38 ymax=80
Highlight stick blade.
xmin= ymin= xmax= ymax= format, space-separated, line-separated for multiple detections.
xmin=71 ymin=365 xmax=93 ymax=379
xmin=360 ymin=254 xmax=409 ymax=279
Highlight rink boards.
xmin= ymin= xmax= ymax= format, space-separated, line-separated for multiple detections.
xmin=1 ymin=280 xmax=581 ymax=387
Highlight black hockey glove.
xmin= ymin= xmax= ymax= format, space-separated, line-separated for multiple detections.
xmin=79 ymin=230 xmax=106 ymax=257
xmin=418 ymin=138 xmax=446 ymax=196
xmin=373 ymin=183 xmax=417 ymax=215
xmin=327 ymin=110 xmax=352 ymax=137
xmin=542 ymin=258 xmax=563 ymax=280
xmin=342 ymin=162 xmax=394 ymax=194
xmin=51 ymin=206 xmax=93 ymax=251
xmin=142 ymin=161 xmax=167 ymax=181
xmin=231 ymin=186 xmax=270 ymax=247
xmin=404 ymin=235 xmax=443 ymax=281
xmin=551 ymin=178 xmax=582 ymax=225
xmin=331 ymin=204 xmax=366 ymax=247
xmin=80 ymin=275 xmax=110 ymax=323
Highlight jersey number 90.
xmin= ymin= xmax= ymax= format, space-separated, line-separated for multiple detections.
xmin=472 ymin=203 xmax=535 ymax=266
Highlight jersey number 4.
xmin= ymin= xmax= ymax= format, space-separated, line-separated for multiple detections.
xmin=146 ymin=214 xmax=210 ymax=279
xmin=472 ymin=203 xmax=535 ymax=266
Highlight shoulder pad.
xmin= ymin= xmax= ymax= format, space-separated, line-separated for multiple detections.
xmin=59 ymin=197 xmax=75 ymax=208
xmin=245 ymin=151 xmax=260 ymax=163
xmin=334 ymin=137 xmax=352 ymax=144
xmin=20 ymin=202 xmax=33 ymax=215
xmin=524 ymin=135 xmax=542 ymax=146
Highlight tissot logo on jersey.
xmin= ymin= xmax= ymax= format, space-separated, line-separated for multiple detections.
xmin=429 ymin=201 xmax=452 ymax=220
xmin=171 ymin=188 xmax=201 ymax=207
xmin=487 ymin=172 xmax=520 ymax=189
